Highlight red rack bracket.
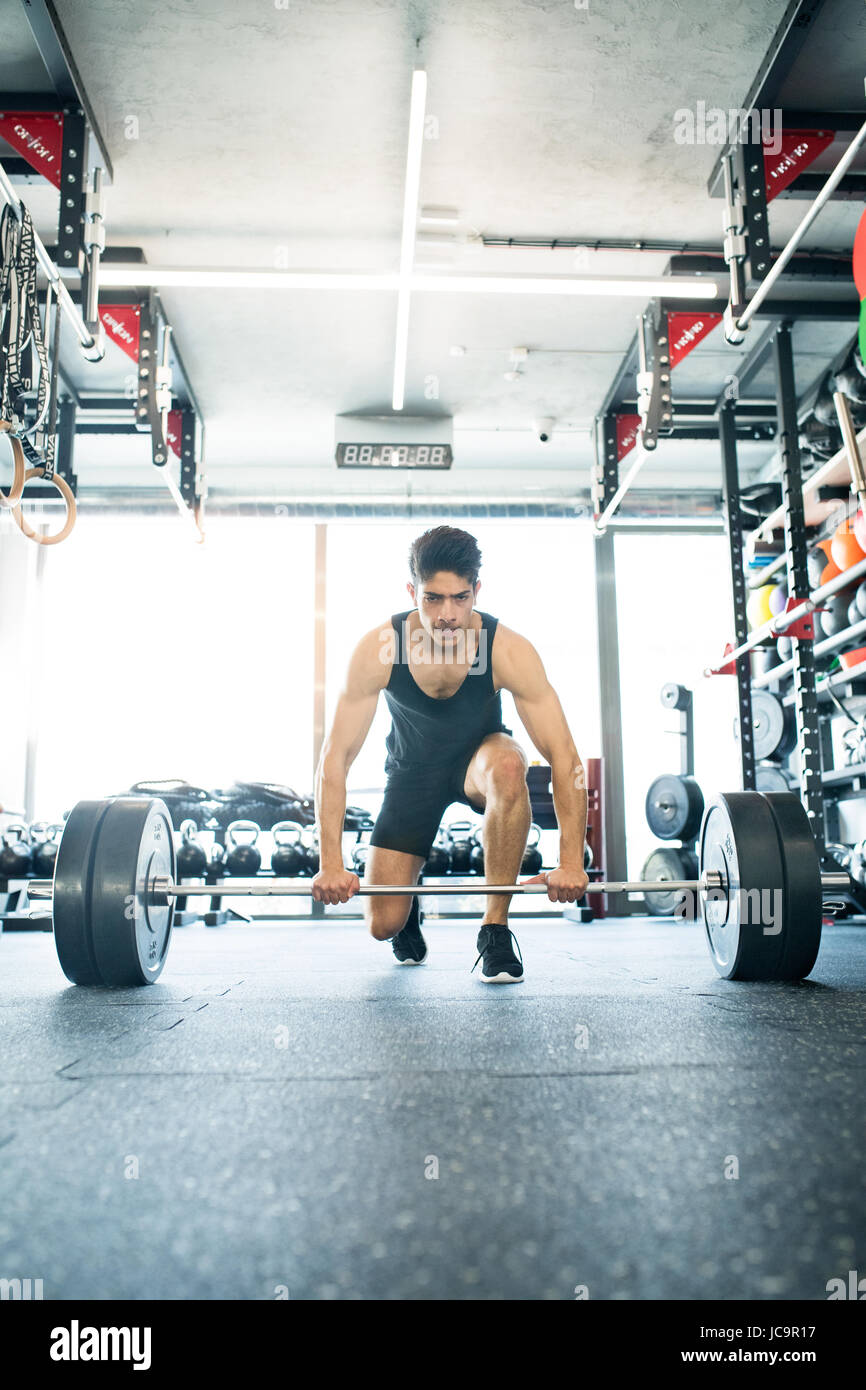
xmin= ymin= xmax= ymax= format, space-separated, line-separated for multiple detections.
xmin=775 ymin=596 xmax=816 ymax=642
xmin=708 ymin=642 xmax=738 ymax=677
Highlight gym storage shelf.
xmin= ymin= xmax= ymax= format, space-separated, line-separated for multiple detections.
xmin=781 ymin=658 xmax=866 ymax=707
xmin=755 ymin=612 xmax=866 ymax=689
xmin=745 ymin=419 xmax=866 ymax=563
xmin=822 ymin=764 xmax=866 ymax=787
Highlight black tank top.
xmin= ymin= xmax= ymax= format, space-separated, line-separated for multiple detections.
xmin=383 ymin=610 xmax=508 ymax=774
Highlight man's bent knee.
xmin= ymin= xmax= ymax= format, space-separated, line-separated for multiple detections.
xmin=486 ymin=750 xmax=529 ymax=798
xmin=365 ymin=898 xmax=413 ymax=941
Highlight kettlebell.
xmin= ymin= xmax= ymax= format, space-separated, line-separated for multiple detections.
xmin=521 ymin=823 xmax=543 ymax=874
xmin=30 ymin=822 xmax=63 ymax=878
xmin=208 ymin=840 xmax=226 ymax=875
xmin=176 ymin=819 xmax=208 ymax=878
xmin=584 ymin=841 xmax=593 ymax=872
xmin=469 ymin=828 xmax=485 ymax=875
xmin=302 ymin=829 xmax=319 ymax=876
xmin=352 ymin=843 xmax=370 ymax=876
xmin=0 ymin=823 xmax=32 ymax=878
xmin=225 ymin=821 xmax=262 ymax=876
xmin=424 ymin=831 xmax=451 ymax=876
xmin=447 ymin=821 xmax=474 ymax=874
xmin=271 ymin=821 xmax=306 ymax=876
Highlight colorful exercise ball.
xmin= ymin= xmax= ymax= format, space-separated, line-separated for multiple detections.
xmin=854 ymin=509 xmax=866 ymax=554
xmin=746 ymin=585 xmax=775 ymax=629
xmin=820 ymin=559 xmax=842 ymax=587
xmin=807 ymin=549 xmax=826 ymax=587
xmin=768 ymin=583 xmax=788 ymax=616
xmin=830 ymin=517 xmax=866 ymax=572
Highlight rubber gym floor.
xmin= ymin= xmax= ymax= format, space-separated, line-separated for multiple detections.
xmin=1 ymin=909 xmax=864 ymax=1302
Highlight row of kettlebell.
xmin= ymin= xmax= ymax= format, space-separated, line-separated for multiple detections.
xmin=176 ymin=820 xmax=321 ymax=878
xmin=0 ymin=822 xmax=64 ymax=879
xmin=349 ymin=822 xmax=581 ymax=878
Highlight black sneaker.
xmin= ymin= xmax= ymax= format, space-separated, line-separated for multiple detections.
xmin=391 ymin=897 xmax=428 ymax=965
xmin=472 ymin=923 xmax=524 ymax=983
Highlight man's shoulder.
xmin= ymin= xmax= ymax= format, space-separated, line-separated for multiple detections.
xmin=492 ymin=621 xmax=530 ymax=657
xmin=351 ymin=618 xmax=398 ymax=691
xmin=491 ymin=623 xmax=540 ymax=689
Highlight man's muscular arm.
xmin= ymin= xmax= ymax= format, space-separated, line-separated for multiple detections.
xmin=313 ymin=622 xmax=393 ymax=903
xmin=495 ymin=626 xmax=588 ymax=900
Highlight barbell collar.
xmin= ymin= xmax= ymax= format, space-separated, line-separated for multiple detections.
xmin=26 ymin=879 xmax=54 ymax=899
xmin=820 ymin=871 xmax=851 ymax=891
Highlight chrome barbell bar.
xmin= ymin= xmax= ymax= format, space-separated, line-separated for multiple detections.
xmin=26 ymin=871 xmax=852 ymax=902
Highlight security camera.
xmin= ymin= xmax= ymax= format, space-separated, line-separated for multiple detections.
xmin=534 ymin=418 xmax=555 ymax=443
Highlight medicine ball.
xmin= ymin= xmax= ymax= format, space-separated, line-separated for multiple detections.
xmin=831 ymin=518 xmax=866 ymax=573
xmin=819 ymin=590 xmax=851 ymax=638
xmin=807 ymin=549 xmax=826 ymax=588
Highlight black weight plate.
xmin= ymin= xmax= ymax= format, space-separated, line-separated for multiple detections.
xmin=760 ymin=792 xmax=822 ymax=980
xmin=640 ymin=847 xmax=698 ymax=916
xmin=53 ymin=799 xmax=114 ymax=985
xmin=89 ymin=798 xmax=175 ymax=987
xmin=744 ymin=690 xmax=797 ymax=761
xmin=645 ymin=774 xmax=704 ymax=841
xmin=755 ymin=765 xmax=790 ymax=793
xmin=699 ymin=792 xmax=786 ymax=980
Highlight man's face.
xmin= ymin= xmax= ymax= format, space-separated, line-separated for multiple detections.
xmin=408 ymin=570 xmax=479 ymax=649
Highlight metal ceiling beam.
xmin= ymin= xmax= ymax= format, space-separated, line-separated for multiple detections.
xmin=0 ymin=90 xmax=63 ymax=110
xmin=778 ymin=110 xmax=866 ymax=133
xmin=667 ymin=254 xmax=853 ymax=281
xmin=658 ymin=297 xmax=858 ymax=319
xmin=706 ymin=0 xmax=830 ymax=197
xmin=20 ymin=0 xmax=113 ymax=180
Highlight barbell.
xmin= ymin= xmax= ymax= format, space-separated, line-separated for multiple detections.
xmin=25 ymin=792 xmax=849 ymax=989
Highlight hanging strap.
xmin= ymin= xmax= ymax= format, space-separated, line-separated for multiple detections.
xmin=0 ymin=202 xmax=51 ymax=465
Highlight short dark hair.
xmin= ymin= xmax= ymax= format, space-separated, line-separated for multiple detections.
xmin=408 ymin=526 xmax=481 ymax=588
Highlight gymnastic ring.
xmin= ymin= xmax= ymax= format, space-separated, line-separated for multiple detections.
xmin=10 ymin=466 xmax=77 ymax=545
xmin=0 ymin=420 xmax=26 ymax=509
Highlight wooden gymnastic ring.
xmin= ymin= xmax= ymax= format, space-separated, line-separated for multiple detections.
xmin=0 ymin=421 xmax=26 ymax=509
xmin=10 ymin=466 xmax=77 ymax=545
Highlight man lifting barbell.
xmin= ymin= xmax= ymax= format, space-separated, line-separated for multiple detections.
xmin=311 ymin=526 xmax=589 ymax=982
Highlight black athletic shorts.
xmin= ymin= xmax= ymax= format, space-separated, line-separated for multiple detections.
xmin=369 ymin=745 xmax=489 ymax=859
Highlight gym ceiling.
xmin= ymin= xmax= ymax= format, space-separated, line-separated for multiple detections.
xmin=1 ymin=0 xmax=864 ymax=512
